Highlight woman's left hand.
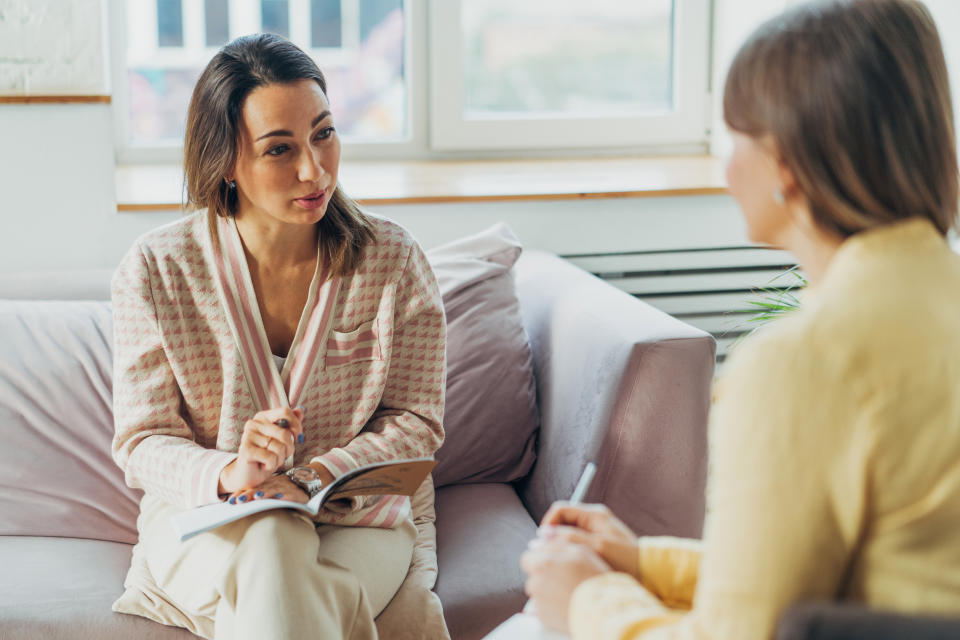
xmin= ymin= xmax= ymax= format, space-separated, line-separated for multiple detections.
xmin=226 ymin=472 xmax=307 ymax=505
xmin=520 ymin=538 xmax=611 ymax=633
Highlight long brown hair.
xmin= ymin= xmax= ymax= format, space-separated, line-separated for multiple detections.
xmin=724 ymin=0 xmax=958 ymax=237
xmin=184 ymin=33 xmax=375 ymax=275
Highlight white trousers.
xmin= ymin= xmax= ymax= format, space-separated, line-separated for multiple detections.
xmin=131 ymin=494 xmax=416 ymax=640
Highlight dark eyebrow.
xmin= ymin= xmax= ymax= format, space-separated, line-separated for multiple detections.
xmin=255 ymin=111 xmax=332 ymax=141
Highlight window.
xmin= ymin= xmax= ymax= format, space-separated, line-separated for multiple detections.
xmin=115 ymin=0 xmax=408 ymax=161
xmin=429 ymin=0 xmax=711 ymax=151
xmin=113 ymin=0 xmax=711 ymax=160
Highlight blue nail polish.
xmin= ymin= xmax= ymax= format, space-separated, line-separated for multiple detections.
xmin=298 ymin=433 xmax=304 ymax=444
xmin=238 ymin=495 xmax=247 ymax=502
xmin=229 ymin=497 xmax=236 ymax=504
xmin=255 ymin=491 xmax=264 ymax=498
xmin=273 ymin=493 xmax=283 ymax=499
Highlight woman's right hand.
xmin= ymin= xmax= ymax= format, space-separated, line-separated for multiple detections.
xmin=218 ymin=407 xmax=304 ymax=495
xmin=538 ymin=502 xmax=640 ymax=576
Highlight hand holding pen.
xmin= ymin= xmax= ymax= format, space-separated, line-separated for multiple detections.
xmin=536 ymin=462 xmax=640 ymax=576
xmin=520 ymin=462 xmax=611 ymax=632
xmin=217 ymin=406 xmax=305 ymax=500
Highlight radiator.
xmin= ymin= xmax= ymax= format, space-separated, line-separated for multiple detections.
xmin=563 ymin=247 xmax=800 ymax=364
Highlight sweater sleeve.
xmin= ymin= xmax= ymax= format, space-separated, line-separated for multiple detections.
xmin=313 ymin=240 xmax=446 ymax=475
xmin=636 ymin=537 xmax=702 ymax=610
xmin=111 ymin=243 xmax=237 ymax=508
xmin=569 ymin=325 xmax=868 ymax=640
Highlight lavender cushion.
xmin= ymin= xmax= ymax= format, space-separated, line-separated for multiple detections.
xmin=0 ymin=300 xmax=141 ymax=543
xmin=427 ymin=224 xmax=540 ymax=487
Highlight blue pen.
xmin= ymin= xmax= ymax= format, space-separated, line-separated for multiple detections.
xmin=275 ymin=417 xmax=304 ymax=444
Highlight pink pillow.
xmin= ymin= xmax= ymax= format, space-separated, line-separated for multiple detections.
xmin=0 ymin=300 xmax=141 ymax=543
xmin=427 ymin=224 xmax=540 ymax=487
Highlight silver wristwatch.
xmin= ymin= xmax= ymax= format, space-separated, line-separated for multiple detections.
xmin=284 ymin=466 xmax=325 ymax=498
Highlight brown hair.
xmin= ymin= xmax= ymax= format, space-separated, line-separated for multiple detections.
xmin=184 ymin=33 xmax=375 ymax=275
xmin=724 ymin=0 xmax=958 ymax=237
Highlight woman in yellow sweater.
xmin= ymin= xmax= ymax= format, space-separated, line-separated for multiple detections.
xmin=520 ymin=1 xmax=960 ymax=638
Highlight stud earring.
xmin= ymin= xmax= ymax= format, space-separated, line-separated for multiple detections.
xmin=773 ymin=189 xmax=785 ymax=206
xmin=228 ymin=180 xmax=236 ymax=190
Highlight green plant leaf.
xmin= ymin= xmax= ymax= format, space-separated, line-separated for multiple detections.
xmin=734 ymin=265 xmax=806 ymax=336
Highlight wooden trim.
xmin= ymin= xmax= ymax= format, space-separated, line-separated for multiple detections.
xmin=0 ymin=95 xmax=111 ymax=104
xmin=117 ymin=203 xmax=182 ymax=212
xmin=352 ymin=187 xmax=728 ymax=206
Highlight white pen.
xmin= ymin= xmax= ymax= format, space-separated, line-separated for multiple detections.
xmin=569 ymin=461 xmax=596 ymax=504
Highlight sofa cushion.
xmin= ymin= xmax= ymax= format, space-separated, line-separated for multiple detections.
xmin=427 ymin=224 xmax=540 ymax=487
xmin=0 ymin=300 xmax=141 ymax=543
xmin=434 ymin=483 xmax=536 ymax=640
xmin=0 ymin=536 xmax=194 ymax=639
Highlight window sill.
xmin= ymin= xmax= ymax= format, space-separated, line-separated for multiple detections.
xmin=0 ymin=94 xmax=111 ymax=104
xmin=115 ymin=155 xmax=728 ymax=211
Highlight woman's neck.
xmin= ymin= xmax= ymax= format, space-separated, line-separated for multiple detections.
xmin=233 ymin=212 xmax=318 ymax=272
xmin=777 ymin=212 xmax=845 ymax=286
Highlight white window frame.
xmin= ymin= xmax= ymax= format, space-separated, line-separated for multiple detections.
xmin=112 ymin=0 xmax=415 ymax=163
xmin=123 ymin=1 xmax=358 ymax=69
xmin=428 ymin=0 xmax=712 ymax=152
xmin=111 ymin=0 xmax=711 ymax=163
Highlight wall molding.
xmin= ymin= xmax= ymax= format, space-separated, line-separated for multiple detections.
xmin=0 ymin=95 xmax=111 ymax=104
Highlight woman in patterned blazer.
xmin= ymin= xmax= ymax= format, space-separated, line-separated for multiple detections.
xmin=109 ymin=33 xmax=447 ymax=640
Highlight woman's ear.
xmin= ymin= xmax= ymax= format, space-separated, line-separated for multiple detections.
xmin=775 ymin=156 xmax=801 ymax=203
xmin=775 ymin=155 xmax=823 ymax=234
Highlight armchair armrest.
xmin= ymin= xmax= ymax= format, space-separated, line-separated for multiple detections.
xmin=777 ymin=602 xmax=960 ymax=640
xmin=513 ymin=249 xmax=714 ymax=538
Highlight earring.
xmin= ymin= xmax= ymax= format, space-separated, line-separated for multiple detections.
xmin=226 ymin=178 xmax=236 ymax=190
xmin=773 ymin=189 xmax=785 ymax=206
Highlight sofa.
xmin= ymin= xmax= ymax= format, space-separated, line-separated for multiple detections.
xmin=0 ymin=227 xmax=715 ymax=640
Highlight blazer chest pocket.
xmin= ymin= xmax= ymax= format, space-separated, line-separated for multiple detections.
xmin=325 ymin=318 xmax=382 ymax=367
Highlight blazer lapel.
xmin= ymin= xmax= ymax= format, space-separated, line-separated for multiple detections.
xmin=285 ymin=260 xmax=341 ymax=408
xmin=208 ymin=213 xmax=288 ymax=411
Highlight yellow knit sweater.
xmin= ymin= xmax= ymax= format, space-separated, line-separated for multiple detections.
xmin=569 ymin=218 xmax=960 ymax=639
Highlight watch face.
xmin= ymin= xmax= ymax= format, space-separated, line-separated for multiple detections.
xmin=290 ymin=467 xmax=320 ymax=483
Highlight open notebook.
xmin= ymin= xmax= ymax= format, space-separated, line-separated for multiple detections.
xmin=171 ymin=458 xmax=435 ymax=541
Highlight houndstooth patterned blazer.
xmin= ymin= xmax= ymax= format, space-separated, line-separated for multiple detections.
xmin=111 ymin=209 xmax=445 ymax=528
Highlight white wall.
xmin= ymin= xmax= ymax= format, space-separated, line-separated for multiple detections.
xmin=0 ymin=103 xmax=119 ymax=271
xmin=0 ymin=0 xmax=108 ymax=94
xmin=379 ymin=196 xmax=747 ymax=254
